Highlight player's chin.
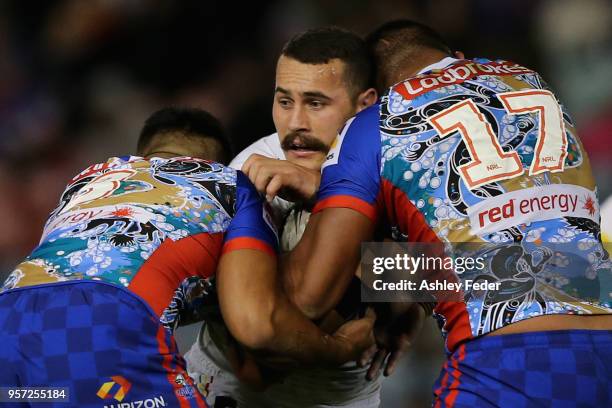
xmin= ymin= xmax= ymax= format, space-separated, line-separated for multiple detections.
xmin=285 ymin=150 xmax=325 ymax=170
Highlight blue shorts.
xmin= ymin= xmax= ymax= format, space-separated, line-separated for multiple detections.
xmin=433 ymin=330 xmax=612 ymax=407
xmin=0 ymin=280 xmax=209 ymax=407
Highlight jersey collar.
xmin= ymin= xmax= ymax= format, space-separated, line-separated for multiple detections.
xmin=417 ymin=56 xmax=460 ymax=75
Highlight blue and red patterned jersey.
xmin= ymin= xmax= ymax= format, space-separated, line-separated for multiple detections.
xmin=315 ymin=58 xmax=612 ymax=352
xmin=2 ymin=156 xmax=278 ymax=331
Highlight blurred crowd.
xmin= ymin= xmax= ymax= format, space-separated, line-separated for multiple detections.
xmin=1 ymin=1 xmax=611 ymax=407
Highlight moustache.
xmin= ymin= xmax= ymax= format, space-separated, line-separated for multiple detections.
xmin=281 ymin=132 xmax=329 ymax=153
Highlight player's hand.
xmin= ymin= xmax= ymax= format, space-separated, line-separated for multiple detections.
xmin=331 ymin=307 xmax=376 ymax=364
xmin=359 ymin=302 xmax=426 ymax=380
xmin=242 ymin=154 xmax=320 ymax=203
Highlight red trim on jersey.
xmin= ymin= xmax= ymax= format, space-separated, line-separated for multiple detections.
xmin=129 ymin=232 xmax=223 ymax=317
xmin=156 ymin=325 xmax=189 ymax=408
xmin=435 ymin=302 xmax=473 ymax=353
xmin=379 ymin=178 xmax=440 ymax=243
xmin=433 ymin=343 xmax=467 ymax=408
xmin=445 ymin=344 xmax=466 ymax=407
xmin=168 ymin=332 xmax=208 ymax=408
xmin=433 ymin=359 xmax=451 ymax=408
xmin=155 ymin=325 xmax=209 ymax=408
xmin=380 ymin=178 xmax=473 ymax=352
xmin=313 ymin=195 xmax=378 ymax=222
xmin=222 ymin=237 xmax=276 ymax=257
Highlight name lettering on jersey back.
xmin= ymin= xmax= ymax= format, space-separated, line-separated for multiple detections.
xmin=467 ymin=184 xmax=599 ymax=235
xmin=396 ymin=61 xmax=533 ymax=100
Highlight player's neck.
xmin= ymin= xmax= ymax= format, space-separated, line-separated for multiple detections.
xmin=387 ymin=49 xmax=450 ymax=88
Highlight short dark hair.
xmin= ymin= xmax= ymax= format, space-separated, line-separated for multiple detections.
xmin=366 ymin=20 xmax=452 ymax=91
xmin=281 ymin=26 xmax=372 ymax=96
xmin=137 ymin=107 xmax=232 ymax=163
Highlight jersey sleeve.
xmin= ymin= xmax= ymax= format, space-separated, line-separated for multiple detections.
xmin=222 ymin=171 xmax=279 ymax=256
xmin=313 ymin=104 xmax=382 ymax=221
xmin=229 ymin=134 xmax=293 ymax=223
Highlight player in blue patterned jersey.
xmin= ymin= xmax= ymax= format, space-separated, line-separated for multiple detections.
xmin=0 ymin=109 xmax=375 ymax=408
xmin=278 ymin=21 xmax=612 ymax=407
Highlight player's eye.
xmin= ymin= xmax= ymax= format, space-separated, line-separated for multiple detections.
xmin=308 ymin=100 xmax=325 ymax=109
xmin=277 ymin=98 xmax=293 ymax=108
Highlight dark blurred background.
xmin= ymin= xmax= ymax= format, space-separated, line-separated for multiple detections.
xmin=1 ymin=1 xmax=611 ymax=406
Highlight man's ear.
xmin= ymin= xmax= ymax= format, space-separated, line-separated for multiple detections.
xmin=355 ymin=88 xmax=378 ymax=113
xmin=454 ymin=51 xmax=465 ymax=60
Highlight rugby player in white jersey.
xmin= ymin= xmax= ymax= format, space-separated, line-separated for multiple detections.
xmin=184 ymin=27 xmax=393 ymax=407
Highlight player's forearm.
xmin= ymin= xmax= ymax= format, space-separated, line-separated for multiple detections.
xmin=218 ymin=250 xmax=355 ymax=366
xmin=286 ymin=281 xmax=346 ymax=320
xmin=235 ymin=291 xmax=355 ymax=366
xmin=281 ymin=254 xmax=321 ymax=319
xmin=282 ymin=253 xmax=344 ymax=320
xmin=281 ymin=216 xmax=366 ymax=320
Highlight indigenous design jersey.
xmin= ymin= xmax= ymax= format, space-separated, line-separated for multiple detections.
xmin=316 ymin=58 xmax=612 ymax=352
xmin=2 ymin=156 xmax=277 ymax=332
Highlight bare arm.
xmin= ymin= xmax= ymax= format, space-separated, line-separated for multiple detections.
xmin=282 ymin=210 xmax=432 ymax=379
xmin=242 ymin=154 xmax=372 ymax=320
xmin=217 ymin=248 xmax=374 ymax=366
xmin=282 ymin=207 xmax=375 ymax=320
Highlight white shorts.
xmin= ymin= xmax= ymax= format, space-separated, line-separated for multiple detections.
xmin=185 ymin=324 xmax=382 ymax=408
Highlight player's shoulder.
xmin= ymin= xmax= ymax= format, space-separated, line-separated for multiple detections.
xmin=229 ymin=133 xmax=285 ymax=170
xmin=323 ymin=105 xmax=381 ymax=170
xmin=144 ymin=157 xmax=239 ymax=217
xmin=341 ymin=104 xmax=380 ymax=138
